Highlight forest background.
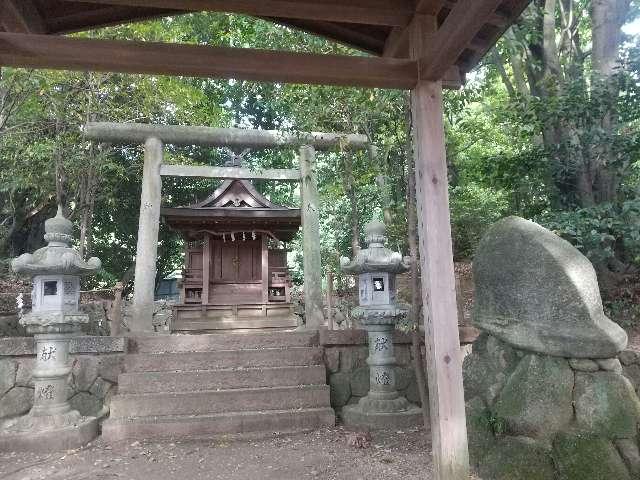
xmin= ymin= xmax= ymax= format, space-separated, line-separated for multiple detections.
xmin=1 ymin=0 xmax=640 ymax=329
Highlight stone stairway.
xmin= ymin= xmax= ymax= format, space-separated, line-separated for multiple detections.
xmin=102 ymin=331 xmax=335 ymax=441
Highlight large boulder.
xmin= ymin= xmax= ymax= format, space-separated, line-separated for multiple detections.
xmin=493 ymin=353 xmax=574 ymax=439
xmin=574 ymin=372 xmax=640 ymax=438
xmin=552 ymin=432 xmax=631 ymax=480
xmin=473 ymin=216 xmax=627 ymax=358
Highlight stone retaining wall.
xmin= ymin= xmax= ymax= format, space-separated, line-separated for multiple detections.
xmin=320 ymin=329 xmax=425 ymax=412
xmin=0 ymin=336 xmax=125 ymax=421
xmin=621 ymin=349 xmax=640 ymax=394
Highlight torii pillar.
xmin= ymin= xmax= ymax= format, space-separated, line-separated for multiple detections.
xmin=299 ymin=145 xmax=324 ymax=329
xmin=131 ymin=136 xmax=163 ymax=332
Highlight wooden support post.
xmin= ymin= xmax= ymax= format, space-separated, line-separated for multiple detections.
xmin=409 ymin=14 xmax=470 ymax=480
xmin=202 ymin=233 xmax=211 ymax=305
xmin=131 ymin=136 xmax=163 ymax=332
xmin=299 ymin=145 xmax=324 ymax=329
xmin=262 ymin=235 xmax=269 ymax=304
xmin=326 ymin=272 xmax=334 ymax=330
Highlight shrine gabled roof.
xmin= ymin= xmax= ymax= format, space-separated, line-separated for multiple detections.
xmin=191 ymin=179 xmax=281 ymax=209
xmin=0 ymin=0 xmax=533 ymax=83
xmin=161 ymin=179 xmax=301 ymax=236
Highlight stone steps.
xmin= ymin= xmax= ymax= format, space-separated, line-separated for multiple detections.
xmin=103 ymin=332 xmax=334 ymax=442
xmin=128 ymin=331 xmax=318 ymax=353
xmin=102 ymin=407 xmax=336 ymax=442
xmin=118 ymin=365 xmax=327 ymax=393
xmin=124 ymin=347 xmax=324 ymax=372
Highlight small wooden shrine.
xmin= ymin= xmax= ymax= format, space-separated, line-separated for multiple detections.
xmin=162 ymin=178 xmax=300 ymax=331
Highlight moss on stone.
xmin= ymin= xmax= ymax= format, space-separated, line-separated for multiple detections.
xmin=552 ymin=432 xmax=631 ymax=480
xmin=493 ymin=353 xmax=573 ymax=439
xmin=574 ymin=372 xmax=640 ymax=439
xmin=478 ymin=436 xmax=555 ymax=480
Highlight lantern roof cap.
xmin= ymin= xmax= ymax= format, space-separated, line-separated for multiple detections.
xmin=11 ymin=206 xmax=101 ymax=277
xmin=340 ymin=220 xmax=410 ymax=275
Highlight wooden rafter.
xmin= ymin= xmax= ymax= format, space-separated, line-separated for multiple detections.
xmin=0 ymin=32 xmax=462 ymax=89
xmin=58 ymin=0 xmax=415 ymax=27
xmin=271 ymin=18 xmax=386 ymax=55
xmin=0 ymin=0 xmax=46 ymax=34
xmin=420 ymin=0 xmax=504 ymax=80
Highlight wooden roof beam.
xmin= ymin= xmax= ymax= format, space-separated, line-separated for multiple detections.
xmin=0 ymin=0 xmax=46 ymax=34
xmin=0 ymin=32 xmax=462 ymax=89
xmin=415 ymin=0 xmax=446 ymax=15
xmin=0 ymin=32 xmax=415 ymax=89
xmin=58 ymin=0 xmax=414 ymax=27
xmin=420 ymin=0 xmax=503 ymax=80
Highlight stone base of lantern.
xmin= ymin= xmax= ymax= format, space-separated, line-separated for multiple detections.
xmin=341 ymin=401 xmax=423 ymax=430
xmin=0 ymin=415 xmax=98 ymax=453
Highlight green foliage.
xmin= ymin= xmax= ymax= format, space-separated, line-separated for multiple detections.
xmin=450 ymin=183 xmax=509 ymax=259
xmin=539 ymin=200 xmax=640 ymax=269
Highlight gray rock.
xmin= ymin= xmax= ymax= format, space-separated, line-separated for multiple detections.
xmin=494 ymin=354 xmax=573 ymax=439
xmin=574 ymin=372 xmax=640 ymax=439
xmin=324 ymin=349 xmax=339 ymax=374
xmin=0 ymin=360 xmax=17 ymax=397
xmin=89 ymin=377 xmax=112 ymax=400
xmin=473 ymin=217 xmax=627 ymax=358
xmin=329 ymin=372 xmax=351 ymax=408
xmin=340 ymin=347 xmax=368 ymax=371
xmin=69 ymin=392 xmax=102 ymax=417
xmin=394 ymin=367 xmax=414 ymax=391
xmin=350 ymin=366 xmax=370 ymax=397
xmin=623 ymin=364 xmax=640 ymax=394
xmin=71 ymin=355 xmax=99 ymax=392
xmin=465 ymin=396 xmax=495 ymax=468
xmin=595 ymin=358 xmax=623 ymax=373
xmin=619 ymin=350 xmax=639 ymax=366
xmin=0 ymin=386 xmax=33 ymax=418
xmin=463 ymin=334 xmax=517 ymax=405
xmin=15 ymin=358 xmax=34 ymax=387
xmin=568 ymin=358 xmax=599 ymax=372
xmin=478 ymin=436 xmax=555 ymax=480
xmin=615 ymin=439 xmax=640 ymax=476
xmin=98 ymin=355 xmax=123 ymax=383
xmin=404 ymin=378 xmax=422 ymax=405
xmin=553 ymin=432 xmax=631 ymax=480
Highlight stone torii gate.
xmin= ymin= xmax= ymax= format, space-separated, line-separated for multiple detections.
xmin=84 ymin=122 xmax=370 ymax=332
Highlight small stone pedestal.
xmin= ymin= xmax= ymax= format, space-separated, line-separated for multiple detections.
xmin=340 ymin=221 xmax=422 ymax=430
xmin=0 ymin=206 xmax=101 ymax=452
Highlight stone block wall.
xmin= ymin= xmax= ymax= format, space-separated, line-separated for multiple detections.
xmin=320 ymin=329 xmax=425 ymax=412
xmin=0 ymin=336 xmax=125 ymax=421
xmin=621 ymin=349 xmax=640 ymax=394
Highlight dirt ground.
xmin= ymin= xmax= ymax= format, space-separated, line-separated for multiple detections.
xmin=0 ymin=426 xmax=474 ymax=480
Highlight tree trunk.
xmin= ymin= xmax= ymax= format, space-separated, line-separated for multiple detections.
xmin=590 ymin=0 xmax=630 ymax=204
xmin=342 ymin=152 xmax=360 ymax=254
xmin=406 ymin=98 xmax=429 ymax=429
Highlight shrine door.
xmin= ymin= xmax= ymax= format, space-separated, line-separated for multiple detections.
xmin=212 ymin=238 xmax=261 ymax=283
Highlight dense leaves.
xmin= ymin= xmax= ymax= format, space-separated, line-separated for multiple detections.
xmin=0 ymin=5 xmax=639 ymax=307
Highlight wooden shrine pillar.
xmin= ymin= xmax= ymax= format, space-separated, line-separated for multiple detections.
xmin=202 ymin=232 xmax=211 ymax=304
xmin=131 ymin=136 xmax=163 ymax=332
xmin=261 ymin=234 xmax=269 ymax=303
xmin=299 ymin=145 xmax=324 ymax=329
xmin=409 ymin=15 xmax=470 ymax=480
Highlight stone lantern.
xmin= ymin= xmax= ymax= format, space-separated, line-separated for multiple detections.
xmin=0 ymin=206 xmax=101 ymax=452
xmin=340 ymin=220 xmax=422 ymax=429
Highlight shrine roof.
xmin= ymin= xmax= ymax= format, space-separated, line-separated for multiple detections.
xmin=161 ymin=179 xmax=301 ymax=239
xmin=0 ymin=1 xmax=533 ymax=88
